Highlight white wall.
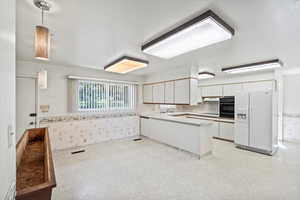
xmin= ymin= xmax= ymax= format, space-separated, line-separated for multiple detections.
xmin=0 ymin=0 xmax=16 ymax=199
xmin=282 ymin=74 xmax=300 ymax=142
xmin=283 ymin=75 xmax=300 ymax=114
xmin=16 ymin=61 xmax=144 ymax=117
xmin=144 ymin=65 xmax=192 ymax=83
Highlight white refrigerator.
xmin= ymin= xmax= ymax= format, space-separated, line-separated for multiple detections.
xmin=234 ymin=91 xmax=278 ymax=155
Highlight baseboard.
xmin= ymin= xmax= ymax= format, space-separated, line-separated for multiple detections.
xmin=281 ymin=138 xmax=300 ymax=144
xmin=4 ymin=181 xmax=15 ymax=200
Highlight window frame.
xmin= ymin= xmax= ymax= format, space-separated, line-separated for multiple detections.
xmin=74 ymin=79 xmax=137 ymax=113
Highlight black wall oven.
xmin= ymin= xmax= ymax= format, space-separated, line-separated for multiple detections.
xmin=219 ymin=96 xmax=234 ymax=118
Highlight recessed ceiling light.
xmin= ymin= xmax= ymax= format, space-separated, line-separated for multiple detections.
xmin=104 ymin=56 xmax=149 ymax=74
xmin=198 ymin=72 xmax=215 ymax=79
xmin=142 ymin=10 xmax=234 ymax=59
xmin=222 ymin=59 xmax=283 ymax=74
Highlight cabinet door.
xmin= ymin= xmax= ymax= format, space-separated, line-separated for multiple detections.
xmin=243 ymin=81 xmax=274 ymax=93
xmin=219 ymin=122 xmax=234 ymax=141
xmin=143 ymin=84 xmax=153 ymax=103
xmin=164 ymin=81 xmax=174 ymax=104
xmin=201 ymin=85 xmax=223 ymax=97
xmin=211 ymin=121 xmax=219 ymax=137
xmin=223 ymin=84 xmax=243 ymax=97
xmin=141 ymin=117 xmax=151 ymax=137
xmin=174 ymin=79 xmax=190 ymax=104
xmin=198 ymin=87 xmax=203 ymax=103
xmin=153 ymin=83 xmax=165 ymax=103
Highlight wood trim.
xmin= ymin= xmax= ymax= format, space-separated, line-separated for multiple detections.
xmin=142 ymin=10 xmax=234 ymax=51
xmin=16 ymin=130 xmax=28 ymax=168
xmin=16 ymin=128 xmax=56 ymax=200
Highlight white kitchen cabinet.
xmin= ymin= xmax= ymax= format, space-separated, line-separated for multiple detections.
xmin=143 ymin=84 xmax=153 ymax=103
xmin=143 ymin=78 xmax=197 ymax=105
xmin=219 ymin=122 xmax=234 ymax=141
xmin=198 ymin=87 xmax=203 ymax=103
xmin=142 ymin=118 xmax=212 ymax=157
xmin=201 ymin=85 xmax=223 ymax=97
xmin=223 ymin=84 xmax=243 ymax=97
xmin=211 ymin=121 xmax=220 ymax=137
xmin=164 ymin=81 xmax=174 ymax=104
xmin=243 ymin=81 xmax=274 ymax=93
xmin=174 ymin=79 xmax=190 ymax=104
xmin=152 ymin=83 xmax=165 ymax=103
xmin=140 ymin=117 xmax=151 ymax=137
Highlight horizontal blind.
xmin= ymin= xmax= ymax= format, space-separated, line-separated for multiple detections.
xmin=77 ymin=80 xmax=136 ymax=112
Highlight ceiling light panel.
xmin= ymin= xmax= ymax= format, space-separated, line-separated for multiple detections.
xmin=222 ymin=59 xmax=283 ymax=74
xmin=198 ymin=72 xmax=215 ymax=79
xmin=142 ymin=10 xmax=234 ymax=59
xmin=104 ymin=56 xmax=149 ymax=74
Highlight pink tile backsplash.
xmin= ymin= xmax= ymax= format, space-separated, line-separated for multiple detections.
xmin=42 ymin=115 xmax=139 ymax=150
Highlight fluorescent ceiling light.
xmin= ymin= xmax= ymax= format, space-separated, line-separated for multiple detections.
xmin=142 ymin=10 xmax=234 ymax=59
xmin=222 ymin=59 xmax=283 ymax=74
xmin=198 ymin=72 xmax=215 ymax=79
xmin=104 ymin=56 xmax=149 ymax=74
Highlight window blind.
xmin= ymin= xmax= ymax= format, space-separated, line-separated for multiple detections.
xmin=73 ymin=80 xmax=137 ymax=112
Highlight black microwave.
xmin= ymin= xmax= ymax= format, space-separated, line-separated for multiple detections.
xmin=219 ymin=96 xmax=234 ymax=118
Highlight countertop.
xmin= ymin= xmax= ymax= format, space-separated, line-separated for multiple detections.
xmin=140 ymin=113 xmax=213 ymax=127
xmin=140 ymin=112 xmax=235 ymax=125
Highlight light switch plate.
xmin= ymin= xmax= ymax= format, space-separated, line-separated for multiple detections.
xmin=7 ymin=125 xmax=14 ymax=148
xmin=40 ymin=104 xmax=50 ymax=112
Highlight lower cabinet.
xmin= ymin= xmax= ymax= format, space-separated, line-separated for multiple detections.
xmin=211 ymin=121 xmax=220 ymax=138
xmin=140 ymin=117 xmax=212 ymax=157
xmin=141 ymin=117 xmax=151 ymax=137
xmin=219 ymin=122 xmax=234 ymax=141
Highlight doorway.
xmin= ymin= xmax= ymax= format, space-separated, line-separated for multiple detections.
xmin=16 ymin=76 xmax=37 ymax=142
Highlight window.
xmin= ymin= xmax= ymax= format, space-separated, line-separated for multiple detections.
xmin=73 ymin=80 xmax=137 ymax=112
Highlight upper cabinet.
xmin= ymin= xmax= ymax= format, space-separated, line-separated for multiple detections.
xmin=174 ymin=79 xmax=190 ymax=104
xmin=201 ymin=85 xmax=223 ymax=97
xmin=153 ymin=83 xmax=165 ymax=104
xmin=223 ymin=84 xmax=243 ymax=97
xmin=143 ymin=84 xmax=153 ymax=103
xmin=143 ymin=78 xmax=198 ymax=105
xmin=198 ymin=80 xmax=276 ymax=101
xmin=164 ymin=81 xmax=174 ymax=104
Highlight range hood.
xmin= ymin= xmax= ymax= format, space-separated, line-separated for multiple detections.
xmin=202 ymin=97 xmax=220 ymax=102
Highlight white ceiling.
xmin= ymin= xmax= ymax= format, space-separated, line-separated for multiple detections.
xmin=17 ymin=0 xmax=300 ymax=76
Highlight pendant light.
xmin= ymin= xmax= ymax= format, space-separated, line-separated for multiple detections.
xmin=34 ymin=0 xmax=51 ymax=60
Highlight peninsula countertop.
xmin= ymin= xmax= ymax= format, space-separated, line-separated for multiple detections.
xmin=140 ymin=112 xmax=235 ymax=125
xmin=139 ymin=113 xmax=213 ymax=127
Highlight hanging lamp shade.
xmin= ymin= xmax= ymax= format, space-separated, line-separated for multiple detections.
xmin=35 ymin=25 xmax=50 ymax=60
